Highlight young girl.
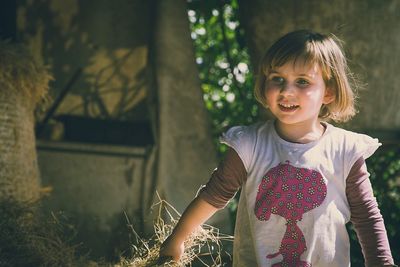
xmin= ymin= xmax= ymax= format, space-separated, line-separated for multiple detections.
xmin=158 ymin=30 xmax=396 ymax=266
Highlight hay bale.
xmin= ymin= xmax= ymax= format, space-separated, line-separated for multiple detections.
xmin=0 ymin=40 xmax=52 ymax=203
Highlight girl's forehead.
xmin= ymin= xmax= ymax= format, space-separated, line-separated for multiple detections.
xmin=267 ymin=60 xmax=322 ymax=76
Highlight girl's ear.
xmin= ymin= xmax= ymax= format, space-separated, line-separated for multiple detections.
xmin=323 ymin=87 xmax=335 ymax=105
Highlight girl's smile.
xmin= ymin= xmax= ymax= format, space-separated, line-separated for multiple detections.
xmin=278 ymin=103 xmax=299 ymax=112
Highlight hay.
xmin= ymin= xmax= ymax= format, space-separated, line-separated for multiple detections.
xmin=0 ymin=194 xmax=233 ymax=266
xmin=0 ymin=40 xmax=52 ymax=104
xmin=118 ymin=194 xmax=233 ymax=267
xmin=0 ymin=200 xmax=88 ymax=267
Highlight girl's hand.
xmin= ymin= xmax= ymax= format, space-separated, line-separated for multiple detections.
xmin=157 ymin=197 xmax=219 ymax=265
xmin=157 ymin=235 xmax=184 ymax=265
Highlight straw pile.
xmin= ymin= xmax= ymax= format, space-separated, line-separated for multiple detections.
xmin=0 ymin=40 xmax=52 ymax=104
xmin=0 ymin=200 xmax=88 ymax=267
xmin=118 ymin=195 xmax=233 ymax=267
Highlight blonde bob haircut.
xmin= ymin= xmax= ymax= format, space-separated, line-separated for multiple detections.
xmin=254 ymin=29 xmax=356 ymax=123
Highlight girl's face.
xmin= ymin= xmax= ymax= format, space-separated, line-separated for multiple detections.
xmin=264 ymin=61 xmax=334 ymax=129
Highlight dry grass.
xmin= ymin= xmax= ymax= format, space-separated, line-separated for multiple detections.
xmin=0 ymin=40 xmax=52 ymax=104
xmin=0 ymin=199 xmax=87 ymax=267
xmin=117 ymin=194 xmax=233 ymax=267
xmin=0 ymin=195 xmax=232 ymax=266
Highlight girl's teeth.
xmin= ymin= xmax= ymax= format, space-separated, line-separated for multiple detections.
xmin=280 ymin=104 xmax=298 ymax=108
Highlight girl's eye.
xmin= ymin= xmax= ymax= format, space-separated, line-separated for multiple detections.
xmin=297 ymin=79 xmax=310 ymax=87
xmin=269 ymin=76 xmax=285 ymax=85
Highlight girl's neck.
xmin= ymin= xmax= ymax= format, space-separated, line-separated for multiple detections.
xmin=274 ymin=119 xmax=326 ymax=144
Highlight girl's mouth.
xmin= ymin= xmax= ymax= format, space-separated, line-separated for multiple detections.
xmin=278 ymin=103 xmax=299 ymax=112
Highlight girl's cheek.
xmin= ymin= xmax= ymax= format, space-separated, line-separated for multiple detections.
xmin=264 ymin=87 xmax=271 ymax=99
xmin=265 ymin=85 xmax=280 ymax=97
xmin=264 ymin=89 xmax=276 ymax=107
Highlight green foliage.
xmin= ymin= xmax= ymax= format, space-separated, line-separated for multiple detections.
xmin=187 ymin=0 xmax=258 ymax=156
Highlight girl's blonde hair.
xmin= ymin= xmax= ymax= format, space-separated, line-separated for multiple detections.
xmin=254 ymin=29 xmax=356 ymax=123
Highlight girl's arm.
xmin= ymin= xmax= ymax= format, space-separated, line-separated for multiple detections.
xmin=159 ymin=147 xmax=246 ymax=263
xmin=346 ymin=157 xmax=396 ymax=267
xmin=158 ymin=196 xmax=219 ymax=262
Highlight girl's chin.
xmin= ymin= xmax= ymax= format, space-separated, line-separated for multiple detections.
xmin=272 ymin=112 xmax=301 ymax=124
xmin=274 ymin=117 xmax=320 ymax=127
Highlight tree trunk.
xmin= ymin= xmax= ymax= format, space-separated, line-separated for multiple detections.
xmin=153 ymin=0 xmax=231 ymax=232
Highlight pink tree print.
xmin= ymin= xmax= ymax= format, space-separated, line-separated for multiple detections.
xmin=254 ymin=161 xmax=327 ymax=267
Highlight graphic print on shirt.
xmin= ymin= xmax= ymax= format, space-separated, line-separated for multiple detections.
xmin=254 ymin=161 xmax=327 ymax=267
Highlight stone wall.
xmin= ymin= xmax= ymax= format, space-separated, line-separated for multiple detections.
xmin=239 ymin=0 xmax=400 ymax=130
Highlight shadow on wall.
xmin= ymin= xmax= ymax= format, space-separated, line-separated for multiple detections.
xmin=16 ymin=0 xmax=157 ymax=261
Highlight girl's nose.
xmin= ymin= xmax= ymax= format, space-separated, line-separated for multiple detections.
xmin=279 ymin=83 xmax=295 ymax=95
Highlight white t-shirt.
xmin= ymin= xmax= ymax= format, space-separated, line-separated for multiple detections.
xmin=221 ymin=120 xmax=381 ymax=267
